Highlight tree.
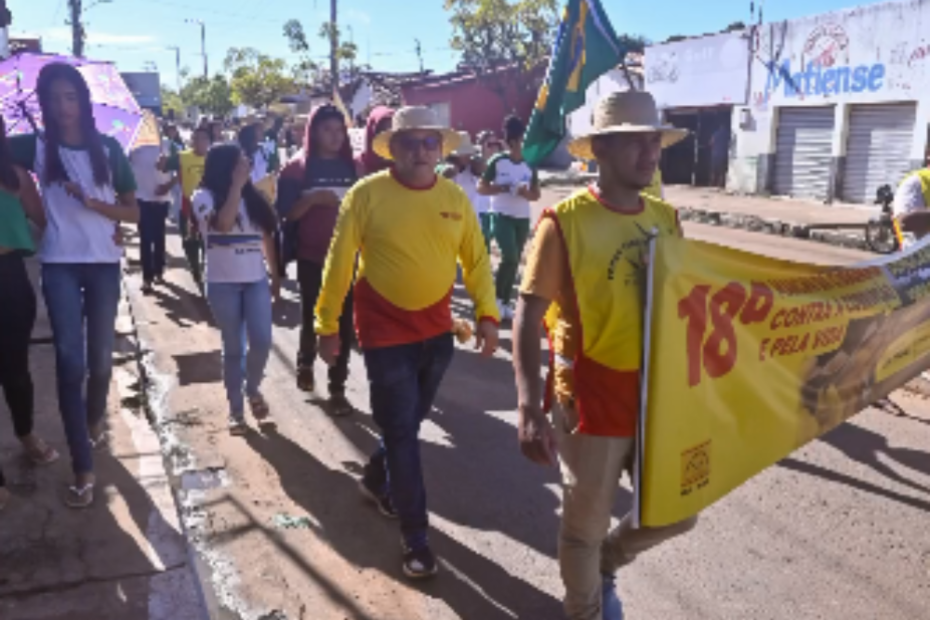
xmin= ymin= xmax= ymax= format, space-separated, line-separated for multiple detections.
xmin=224 ymin=47 xmax=297 ymax=109
xmin=161 ymin=86 xmax=185 ymax=118
xmin=283 ymin=19 xmax=319 ymax=85
xmin=180 ymin=74 xmax=234 ymax=117
xmin=618 ymin=34 xmax=650 ymax=54
xmin=283 ymin=19 xmax=362 ymax=89
xmin=444 ymin=0 xmax=559 ymax=111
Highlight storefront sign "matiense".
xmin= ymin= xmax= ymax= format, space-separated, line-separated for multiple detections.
xmin=765 ymin=59 xmax=886 ymax=97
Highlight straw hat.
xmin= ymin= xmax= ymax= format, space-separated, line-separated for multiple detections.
xmin=372 ymin=106 xmax=461 ymax=161
xmin=451 ymin=131 xmax=477 ymax=156
xmin=567 ymin=91 xmax=688 ymax=161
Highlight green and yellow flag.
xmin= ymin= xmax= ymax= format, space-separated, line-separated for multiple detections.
xmin=523 ymin=0 xmax=622 ymax=167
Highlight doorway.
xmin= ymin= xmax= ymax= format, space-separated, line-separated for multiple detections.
xmin=661 ymin=107 xmax=733 ymax=187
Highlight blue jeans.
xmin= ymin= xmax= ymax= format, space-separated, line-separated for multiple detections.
xmin=42 ymin=262 xmax=121 ymax=475
xmin=206 ymin=279 xmax=273 ymax=419
xmin=362 ymin=333 xmax=455 ymax=549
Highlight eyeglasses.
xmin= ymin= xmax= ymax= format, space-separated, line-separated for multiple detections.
xmin=395 ymin=135 xmax=442 ymax=152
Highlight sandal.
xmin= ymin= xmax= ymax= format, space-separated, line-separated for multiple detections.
xmin=23 ymin=436 xmax=60 ymax=466
xmin=66 ymin=483 xmax=95 ymax=509
xmin=328 ymin=392 xmax=355 ymax=418
xmin=248 ymin=395 xmax=273 ymax=425
xmin=229 ymin=418 xmax=248 ymax=436
xmin=296 ymin=365 xmax=315 ymax=393
xmin=90 ymin=433 xmax=108 ymax=451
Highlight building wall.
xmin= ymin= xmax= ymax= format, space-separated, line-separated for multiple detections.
xmin=731 ymin=0 xmax=930 ymax=197
xmin=401 ymin=76 xmax=536 ymax=139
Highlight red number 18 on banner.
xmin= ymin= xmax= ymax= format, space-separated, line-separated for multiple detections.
xmin=677 ymin=282 xmax=775 ymax=387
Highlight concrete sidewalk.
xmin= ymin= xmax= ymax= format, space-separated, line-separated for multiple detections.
xmin=0 ymin=256 xmax=207 ymax=620
xmin=542 ymin=172 xmax=884 ymax=251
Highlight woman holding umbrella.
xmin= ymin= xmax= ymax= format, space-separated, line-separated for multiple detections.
xmin=9 ymin=62 xmax=139 ymax=509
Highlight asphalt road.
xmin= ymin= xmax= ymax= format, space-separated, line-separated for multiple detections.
xmin=128 ymin=208 xmax=930 ymax=620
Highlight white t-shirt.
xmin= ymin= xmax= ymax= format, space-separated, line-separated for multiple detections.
xmin=251 ymin=149 xmax=269 ymax=184
xmin=892 ymin=174 xmax=927 ymax=249
xmin=9 ymin=133 xmax=137 ymax=264
xmin=191 ymin=189 xmax=268 ymax=284
xmin=483 ymin=154 xmax=537 ymax=219
xmin=130 ymin=144 xmax=173 ymax=203
xmin=452 ymin=169 xmax=488 ymax=216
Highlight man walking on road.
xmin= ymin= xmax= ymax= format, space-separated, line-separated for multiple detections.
xmin=512 ymin=92 xmax=697 ymax=620
xmin=162 ymin=126 xmax=210 ymax=285
xmin=892 ymin=150 xmax=930 ymax=249
xmin=316 ymin=106 xmax=500 ymax=579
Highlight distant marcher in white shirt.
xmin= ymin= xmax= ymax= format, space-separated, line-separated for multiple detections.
xmin=893 ymin=156 xmax=930 ymax=249
xmin=440 ymin=131 xmax=492 ymax=252
xmin=478 ymin=115 xmax=541 ymax=320
xmin=131 ymin=129 xmax=177 ymax=293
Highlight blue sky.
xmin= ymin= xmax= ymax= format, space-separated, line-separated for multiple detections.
xmin=11 ymin=0 xmax=870 ymax=88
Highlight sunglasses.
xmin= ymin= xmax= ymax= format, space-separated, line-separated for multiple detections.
xmin=396 ymin=135 xmax=442 ymax=152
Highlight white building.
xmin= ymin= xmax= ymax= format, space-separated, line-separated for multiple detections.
xmin=729 ymin=0 xmax=930 ymax=203
xmin=646 ymin=29 xmax=750 ymax=187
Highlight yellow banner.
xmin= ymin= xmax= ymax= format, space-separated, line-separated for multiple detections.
xmin=635 ymin=236 xmax=930 ymax=527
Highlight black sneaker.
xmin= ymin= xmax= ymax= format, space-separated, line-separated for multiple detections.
xmin=358 ymin=478 xmax=398 ymax=519
xmin=402 ymin=543 xmax=439 ymax=580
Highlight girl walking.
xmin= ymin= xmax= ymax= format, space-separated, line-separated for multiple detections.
xmin=0 ymin=118 xmax=60 ymax=510
xmin=191 ymin=144 xmax=280 ymax=434
xmin=9 ymin=62 xmax=140 ymax=508
xmin=478 ymin=115 xmax=540 ymax=320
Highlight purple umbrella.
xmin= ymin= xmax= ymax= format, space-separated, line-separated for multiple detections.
xmin=0 ymin=52 xmax=143 ymax=151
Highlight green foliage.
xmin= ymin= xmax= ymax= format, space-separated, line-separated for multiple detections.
xmin=444 ymin=0 xmax=558 ymax=109
xmin=160 ymin=86 xmax=185 ymax=118
xmin=179 ymin=74 xmax=234 ymax=117
xmin=224 ymin=47 xmax=297 ymax=109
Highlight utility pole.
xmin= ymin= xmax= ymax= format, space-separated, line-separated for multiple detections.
xmin=69 ymin=0 xmax=84 ymax=57
xmin=415 ymin=38 xmax=424 ymax=74
xmin=329 ymin=0 xmax=338 ymax=99
xmin=0 ymin=0 xmax=11 ymax=59
xmin=185 ymin=18 xmax=207 ymax=78
xmin=166 ymin=46 xmax=181 ymax=91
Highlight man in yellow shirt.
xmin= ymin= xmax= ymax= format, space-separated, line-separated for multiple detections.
xmin=512 ymin=92 xmax=698 ymax=620
xmin=316 ymin=106 xmax=500 ymax=579
xmin=162 ymin=126 xmax=210 ymax=284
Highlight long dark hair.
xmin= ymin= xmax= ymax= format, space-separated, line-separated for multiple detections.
xmin=199 ymin=143 xmax=276 ymax=235
xmin=237 ymin=124 xmax=260 ymax=159
xmin=0 ymin=117 xmax=21 ymax=191
xmin=36 ymin=62 xmax=111 ymax=186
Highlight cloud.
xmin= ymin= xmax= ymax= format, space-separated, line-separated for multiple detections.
xmin=42 ymin=27 xmax=156 ymax=46
xmin=346 ymin=9 xmax=371 ymax=26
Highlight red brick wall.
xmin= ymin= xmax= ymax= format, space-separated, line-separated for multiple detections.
xmin=401 ymin=75 xmax=536 ymax=139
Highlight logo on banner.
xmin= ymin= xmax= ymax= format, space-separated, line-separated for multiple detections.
xmin=680 ymin=440 xmax=711 ymax=494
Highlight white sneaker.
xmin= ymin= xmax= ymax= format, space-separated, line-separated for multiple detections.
xmin=497 ymin=300 xmax=514 ymax=321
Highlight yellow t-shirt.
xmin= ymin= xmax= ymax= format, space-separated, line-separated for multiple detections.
xmin=177 ymin=151 xmax=206 ymax=199
xmin=522 ymin=187 xmax=680 ymax=409
xmin=316 ymin=169 xmax=499 ymax=348
xmin=643 ymin=168 xmax=663 ymax=200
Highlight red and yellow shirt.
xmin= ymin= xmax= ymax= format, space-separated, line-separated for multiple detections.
xmin=522 ymin=186 xmax=679 ymax=436
xmin=315 ymin=169 xmax=499 ymax=348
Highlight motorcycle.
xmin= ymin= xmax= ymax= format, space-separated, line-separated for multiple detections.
xmin=864 ymin=184 xmax=900 ymax=255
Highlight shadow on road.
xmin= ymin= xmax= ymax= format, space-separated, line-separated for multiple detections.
xmin=244 ymin=428 xmax=561 ymax=619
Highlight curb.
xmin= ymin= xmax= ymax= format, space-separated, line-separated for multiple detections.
xmin=677 ymin=207 xmax=873 ymax=252
xmin=540 ymin=176 xmax=876 ymax=253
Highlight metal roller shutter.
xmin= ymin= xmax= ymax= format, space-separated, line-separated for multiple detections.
xmin=773 ymin=107 xmax=835 ymax=200
xmin=841 ymin=103 xmax=917 ymax=204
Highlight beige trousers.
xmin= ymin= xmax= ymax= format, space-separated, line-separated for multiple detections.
xmin=554 ymin=402 xmax=698 ymax=620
